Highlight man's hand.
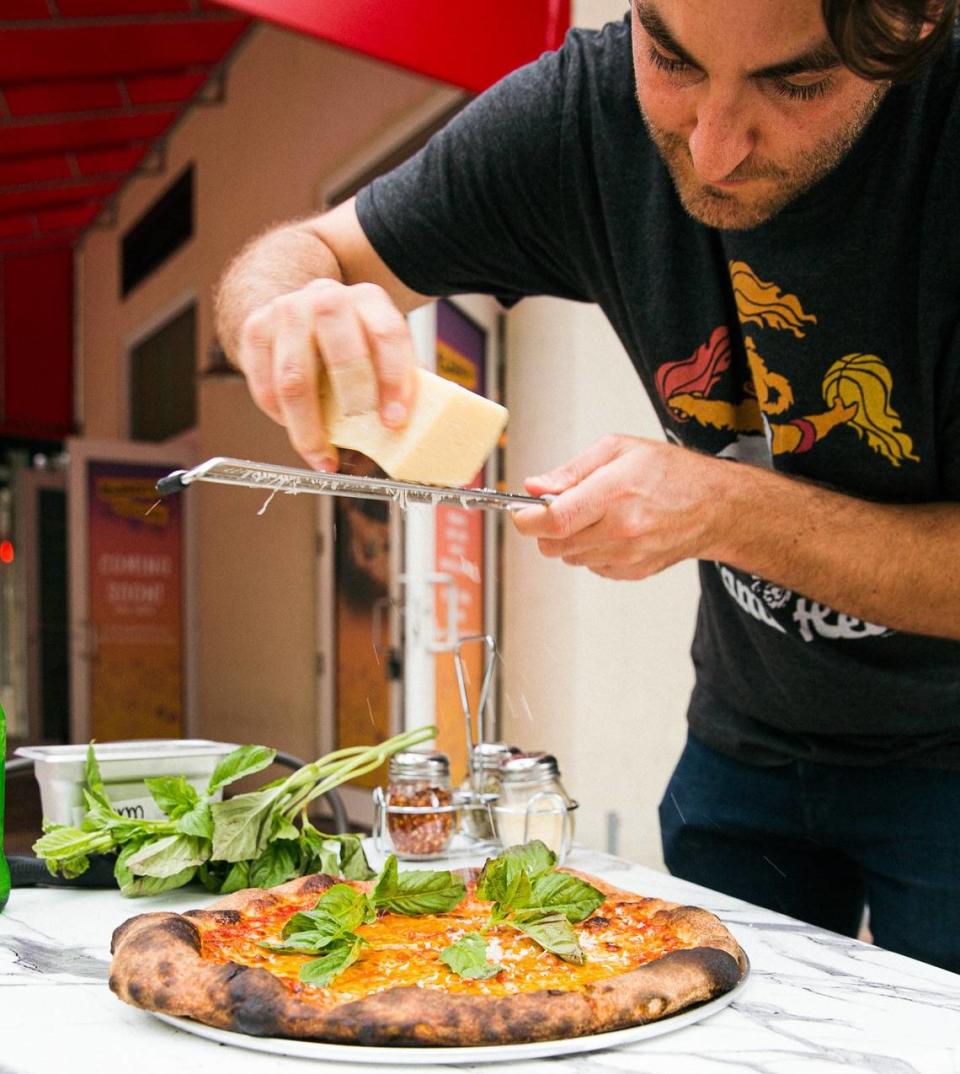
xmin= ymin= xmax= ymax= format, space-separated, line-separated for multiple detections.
xmin=514 ymin=433 xmax=960 ymax=640
xmin=236 ymin=278 xmax=418 ymax=471
xmin=215 ymin=197 xmax=428 ymax=471
xmin=513 ymin=435 xmax=725 ymax=580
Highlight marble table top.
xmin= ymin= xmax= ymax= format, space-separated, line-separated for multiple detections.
xmin=1 ymin=844 xmax=959 ymax=1073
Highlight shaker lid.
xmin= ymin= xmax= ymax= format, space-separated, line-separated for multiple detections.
xmin=499 ymin=751 xmax=560 ymax=783
xmin=388 ymin=750 xmax=450 ymax=780
xmin=471 ymin=742 xmax=521 ymax=770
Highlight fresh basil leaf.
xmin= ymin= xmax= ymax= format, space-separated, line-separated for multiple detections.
xmin=80 ymin=789 xmax=121 ymax=832
xmin=314 ymin=883 xmax=376 ymax=929
xmin=371 ymin=854 xmax=466 ymax=916
xmin=197 ymin=860 xmax=228 ymax=893
xmin=300 ymin=829 xmax=341 ymax=877
xmin=176 ymin=802 xmax=214 ymax=839
xmin=33 ymin=824 xmax=96 ymax=862
xmin=83 ymin=743 xmax=112 ymax=811
xmin=261 ymin=931 xmax=346 ymax=954
xmin=206 ymin=745 xmax=277 ymax=796
xmin=125 ymin=834 xmax=208 ymax=879
xmin=299 ymin=936 xmax=363 ymax=987
xmin=476 ymin=856 xmax=532 ymax=910
xmin=282 ymin=885 xmax=374 ymax=940
xmin=270 ymin=814 xmax=300 ymax=843
xmin=497 ymin=841 xmax=557 ymax=879
xmin=512 ymin=912 xmax=584 ymax=965
xmin=144 ymin=775 xmax=199 ymax=820
xmin=281 ymin=912 xmax=340 ymax=940
xmin=371 ymin=852 xmax=399 ymax=902
xmin=335 ymin=834 xmax=375 ymax=880
xmin=218 ymin=860 xmax=251 ymax=895
xmin=440 ymin=932 xmax=503 ymax=980
xmin=32 ymin=824 xmax=113 ymax=877
xmin=526 ymin=871 xmax=605 ymax=923
xmin=119 ymin=865 xmax=197 ymax=898
xmin=249 ymin=839 xmax=300 ymax=889
xmin=114 ymin=836 xmax=149 ymax=889
xmin=210 ymin=788 xmax=282 ymax=862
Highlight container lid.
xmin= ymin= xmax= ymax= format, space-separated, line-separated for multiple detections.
xmin=470 ymin=742 xmax=520 ymax=771
xmin=15 ymin=739 xmax=239 ymax=763
xmin=499 ymin=752 xmax=561 ymax=784
xmin=388 ymin=750 xmax=450 ymax=780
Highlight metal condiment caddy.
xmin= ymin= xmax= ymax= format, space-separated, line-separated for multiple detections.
xmin=372 ymin=633 xmax=578 ymax=861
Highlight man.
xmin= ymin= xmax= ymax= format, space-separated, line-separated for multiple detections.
xmin=216 ymin=0 xmax=960 ymax=972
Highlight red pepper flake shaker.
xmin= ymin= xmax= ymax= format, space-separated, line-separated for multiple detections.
xmin=385 ymin=750 xmax=455 ymax=858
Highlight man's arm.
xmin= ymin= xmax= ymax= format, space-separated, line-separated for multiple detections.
xmin=214 ymin=197 xmax=429 ymax=468
xmin=513 ymin=434 xmax=960 ymax=640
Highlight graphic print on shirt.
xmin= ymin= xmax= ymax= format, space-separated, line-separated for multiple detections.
xmin=656 ymin=261 xmax=920 ymax=467
xmin=654 ymin=261 xmax=918 ymax=644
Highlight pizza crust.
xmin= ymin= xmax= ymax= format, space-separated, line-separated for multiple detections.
xmin=109 ymin=870 xmax=746 ymax=1046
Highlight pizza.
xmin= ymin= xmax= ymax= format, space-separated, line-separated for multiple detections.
xmin=109 ymin=847 xmax=746 ymax=1047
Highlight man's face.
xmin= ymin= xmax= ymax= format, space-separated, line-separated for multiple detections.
xmin=632 ymin=0 xmax=889 ymax=229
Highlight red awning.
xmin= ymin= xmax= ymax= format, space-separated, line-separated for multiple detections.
xmin=0 ymin=2 xmax=252 ymax=258
xmin=217 ymin=0 xmax=570 ymax=95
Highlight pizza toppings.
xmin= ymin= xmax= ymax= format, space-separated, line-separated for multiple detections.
xmin=256 ymin=856 xmax=466 ymax=986
xmin=474 ymin=841 xmax=605 ymax=964
xmin=369 ymin=853 xmax=466 ymax=916
xmin=439 ymin=932 xmax=504 ymax=980
xmin=242 ymin=843 xmax=608 ymax=988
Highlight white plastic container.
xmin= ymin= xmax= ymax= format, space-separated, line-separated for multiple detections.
xmin=16 ymin=739 xmax=239 ymax=827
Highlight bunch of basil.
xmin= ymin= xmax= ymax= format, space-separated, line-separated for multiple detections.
xmin=32 ymin=727 xmax=436 ymax=896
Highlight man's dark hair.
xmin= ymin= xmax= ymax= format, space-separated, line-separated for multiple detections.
xmin=823 ymin=0 xmax=958 ymax=81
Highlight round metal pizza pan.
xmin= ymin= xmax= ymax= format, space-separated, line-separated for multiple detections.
xmin=149 ymin=952 xmax=750 ymax=1065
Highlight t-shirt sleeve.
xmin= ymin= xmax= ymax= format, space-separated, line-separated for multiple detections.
xmin=355 ymin=37 xmax=592 ymax=308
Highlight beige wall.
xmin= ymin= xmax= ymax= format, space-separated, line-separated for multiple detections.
xmin=77 ymin=25 xmax=447 ymax=762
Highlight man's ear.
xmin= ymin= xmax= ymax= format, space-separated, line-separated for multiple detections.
xmin=920 ymin=1 xmax=947 ymax=36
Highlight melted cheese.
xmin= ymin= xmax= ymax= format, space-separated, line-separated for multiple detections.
xmin=199 ymin=886 xmax=683 ymax=1011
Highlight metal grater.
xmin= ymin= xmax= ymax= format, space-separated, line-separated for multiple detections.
xmin=156 ymin=456 xmax=552 ymax=512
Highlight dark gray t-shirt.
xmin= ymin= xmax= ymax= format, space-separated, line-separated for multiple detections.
xmin=356 ymin=15 xmax=960 ymax=769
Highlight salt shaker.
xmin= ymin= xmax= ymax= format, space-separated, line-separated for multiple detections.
xmin=494 ymin=753 xmax=576 ymax=858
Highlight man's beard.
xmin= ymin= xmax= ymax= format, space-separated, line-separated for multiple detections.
xmin=640 ymin=86 xmax=887 ymax=230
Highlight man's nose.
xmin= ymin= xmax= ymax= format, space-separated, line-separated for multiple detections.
xmin=687 ymin=88 xmax=755 ymax=182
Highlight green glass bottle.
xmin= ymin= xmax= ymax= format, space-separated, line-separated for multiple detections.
xmin=0 ymin=701 xmax=10 ymax=912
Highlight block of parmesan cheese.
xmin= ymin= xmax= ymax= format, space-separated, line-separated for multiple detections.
xmin=320 ymin=365 xmax=508 ymax=486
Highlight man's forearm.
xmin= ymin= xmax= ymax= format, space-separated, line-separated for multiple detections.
xmin=214 ymin=222 xmax=342 ymax=360
xmin=710 ymin=461 xmax=960 ymax=640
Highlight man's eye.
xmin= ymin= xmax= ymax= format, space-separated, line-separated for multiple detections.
xmin=648 ymin=45 xmax=691 ymax=75
xmin=771 ymin=74 xmax=833 ymax=101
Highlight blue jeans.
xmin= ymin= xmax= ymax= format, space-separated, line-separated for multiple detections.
xmin=659 ymin=734 xmax=960 ymax=973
